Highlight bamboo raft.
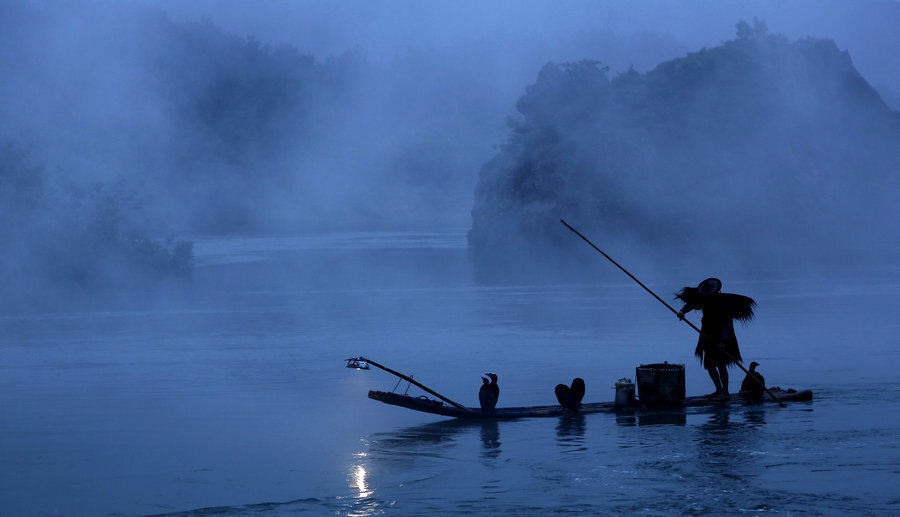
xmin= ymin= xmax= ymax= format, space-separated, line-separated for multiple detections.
xmin=368 ymin=388 xmax=812 ymax=420
xmin=353 ymin=357 xmax=813 ymax=420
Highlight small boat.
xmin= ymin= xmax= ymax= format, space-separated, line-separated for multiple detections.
xmin=368 ymin=387 xmax=813 ymax=420
xmin=352 ymin=357 xmax=813 ymax=420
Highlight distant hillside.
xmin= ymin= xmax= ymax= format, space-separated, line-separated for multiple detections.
xmin=0 ymin=2 xmax=371 ymax=233
xmin=468 ymin=22 xmax=900 ymax=282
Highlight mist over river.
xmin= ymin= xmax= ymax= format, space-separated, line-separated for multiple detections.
xmin=2 ymin=231 xmax=899 ymax=516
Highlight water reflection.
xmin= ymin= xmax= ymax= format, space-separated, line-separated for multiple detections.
xmin=614 ymin=407 xmax=687 ymax=426
xmin=344 ymin=452 xmax=380 ymax=517
xmin=364 ymin=420 xmax=466 ymax=453
xmin=353 ymin=463 xmax=372 ymax=498
xmin=694 ymin=406 xmax=767 ymax=480
xmin=363 ymin=418 xmax=504 ymax=464
xmin=479 ymin=420 xmax=502 ymax=459
xmin=556 ymin=413 xmax=587 ymax=450
xmin=744 ymin=407 xmax=767 ymax=426
xmin=638 ymin=408 xmax=687 ymax=426
xmin=615 ymin=408 xmax=637 ymax=426
xmin=343 ymin=418 xmax=511 ymax=512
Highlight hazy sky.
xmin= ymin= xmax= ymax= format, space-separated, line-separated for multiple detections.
xmin=153 ymin=0 xmax=900 ymax=110
xmin=5 ymin=0 xmax=899 ymax=240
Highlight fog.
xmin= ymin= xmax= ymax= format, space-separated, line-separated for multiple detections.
xmin=3 ymin=2 xmax=900 ymax=514
xmin=2 ymin=0 xmax=899 ymax=299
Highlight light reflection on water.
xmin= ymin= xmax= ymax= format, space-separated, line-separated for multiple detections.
xmin=353 ymin=464 xmax=371 ymax=498
xmin=343 ymin=457 xmax=381 ymax=517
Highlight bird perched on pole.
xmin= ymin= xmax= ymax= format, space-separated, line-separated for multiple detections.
xmin=479 ymin=373 xmax=499 ymax=411
xmin=740 ymin=362 xmax=766 ymax=399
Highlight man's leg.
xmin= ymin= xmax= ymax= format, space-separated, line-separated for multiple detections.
xmin=718 ymin=365 xmax=729 ymax=394
xmin=705 ymin=367 xmax=723 ymax=397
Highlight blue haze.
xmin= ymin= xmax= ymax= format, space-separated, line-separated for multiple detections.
xmin=1 ymin=1 xmax=900 ymax=515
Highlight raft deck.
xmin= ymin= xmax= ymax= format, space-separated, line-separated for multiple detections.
xmin=368 ymin=388 xmax=813 ymax=420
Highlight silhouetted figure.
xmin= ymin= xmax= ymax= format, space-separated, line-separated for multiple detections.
xmin=740 ymin=361 xmax=766 ymax=399
xmin=676 ymin=277 xmax=756 ymax=401
xmin=479 ymin=373 xmax=499 ymax=411
xmin=555 ymin=377 xmax=586 ymax=411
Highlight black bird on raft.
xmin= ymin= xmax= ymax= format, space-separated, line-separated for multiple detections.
xmin=740 ymin=361 xmax=766 ymax=398
xmin=479 ymin=373 xmax=499 ymax=411
xmin=555 ymin=377 xmax=586 ymax=411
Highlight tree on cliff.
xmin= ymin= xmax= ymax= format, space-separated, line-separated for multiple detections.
xmin=469 ymin=24 xmax=900 ymax=282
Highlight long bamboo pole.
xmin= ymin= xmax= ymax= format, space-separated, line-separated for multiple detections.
xmin=560 ymin=219 xmax=785 ymax=407
xmin=359 ymin=357 xmax=468 ymax=409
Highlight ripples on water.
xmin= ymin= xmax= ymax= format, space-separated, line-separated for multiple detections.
xmin=330 ymin=399 xmax=895 ymax=516
xmin=1 ymin=231 xmax=899 ymax=516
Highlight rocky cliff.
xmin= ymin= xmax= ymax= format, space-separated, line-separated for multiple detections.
xmin=469 ymin=24 xmax=900 ymax=282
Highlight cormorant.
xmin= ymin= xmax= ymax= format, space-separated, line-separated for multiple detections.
xmin=479 ymin=373 xmax=499 ymax=411
xmin=555 ymin=377 xmax=586 ymax=410
xmin=740 ymin=361 xmax=766 ymax=398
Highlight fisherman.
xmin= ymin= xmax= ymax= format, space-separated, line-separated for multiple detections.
xmin=676 ymin=278 xmax=756 ymax=401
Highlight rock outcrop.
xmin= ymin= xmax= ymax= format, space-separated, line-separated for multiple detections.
xmin=469 ymin=26 xmax=900 ymax=282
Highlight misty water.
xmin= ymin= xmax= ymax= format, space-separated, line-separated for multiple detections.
xmin=2 ymin=230 xmax=899 ymax=516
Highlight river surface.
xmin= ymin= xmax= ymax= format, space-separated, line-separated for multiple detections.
xmin=1 ymin=230 xmax=899 ymax=516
